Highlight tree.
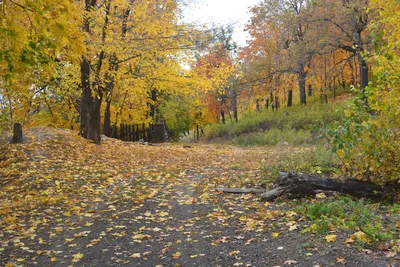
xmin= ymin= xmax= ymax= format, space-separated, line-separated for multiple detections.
xmin=316 ymin=0 xmax=371 ymax=95
xmin=245 ymin=0 xmax=317 ymax=105
xmin=326 ymin=0 xmax=400 ymax=184
xmin=78 ymin=0 xmax=195 ymax=143
xmin=0 ymin=0 xmax=83 ymax=129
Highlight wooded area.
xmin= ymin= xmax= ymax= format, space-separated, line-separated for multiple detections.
xmin=0 ymin=0 xmax=384 ymax=141
xmin=1 ymin=0 xmax=400 ymax=265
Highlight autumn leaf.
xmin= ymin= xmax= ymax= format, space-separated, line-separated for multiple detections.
xmin=336 ymin=257 xmax=346 ymax=263
xmin=350 ymin=231 xmax=371 ymax=244
xmin=271 ymin=232 xmax=280 ymax=238
xmin=325 ymin=234 xmax=337 ymax=243
xmin=172 ymin=252 xmax=182 ymax=259
xmin=130 ymin=253 xmax=141 ymax=258
xmin=72 ymin=252 xmax=84 ymax=262
xmin=229 ymin=250 xmax=240 ymax=256
xmin=284 ymin=259 xmax=297 ymax=265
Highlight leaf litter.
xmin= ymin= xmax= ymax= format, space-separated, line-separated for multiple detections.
xmin=0 ymin=128 xmax=398 ymax=266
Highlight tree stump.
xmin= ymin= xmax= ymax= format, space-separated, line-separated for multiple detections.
xmin=12 ymin=123 xmax=23 ymax=143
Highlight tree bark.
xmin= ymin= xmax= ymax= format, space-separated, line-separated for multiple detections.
xmin=80 ymin=58 xmax=91 ymax=139
xmin=12 ymin=123 xmax=23 ymax=143
xmin=287 ymin=90 xmax=293 ymax=107
xmin=218 ymin=172 xmax=400 ymax=201
xmin=308 ymin=84 xmax=312 ymax=97
xmin=359 ymin=56 xmax=369 ymax=96
xmin=298 ymin=69 xmax=307 ymax=105
xmin=149 ymin=89 xmax=157 ymax=121
xmin=230 ymin=90 xmax=238 ymax=122
xmin=261 ymin=172 xmax=399 ymax=201
xmin=103 ymin=99 xmax=112 ymax=137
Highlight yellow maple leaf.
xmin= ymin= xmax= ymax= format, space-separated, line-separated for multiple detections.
xmin=324 ymin=234 xmax=337 ymax=242
xmin=350 ymin=231 xmax=371 ymax=244
xmin=271 ymin=232 xmax=280 ymax=238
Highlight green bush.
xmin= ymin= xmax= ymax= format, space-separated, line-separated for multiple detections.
xmin=160 ymin=96 xmax=193 ymax=141
xmin=325 ymin=89 xmax=400 ymax=184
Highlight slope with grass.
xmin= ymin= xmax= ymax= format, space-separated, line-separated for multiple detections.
xmin=203 ymin=101 xmax=346 ymax=146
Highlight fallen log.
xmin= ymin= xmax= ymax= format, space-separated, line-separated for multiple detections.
xmin=218 ymin=172 xmax=400 ymax=201
xmin=216 ymin=187 xmax=265 ymax=194
xmin=262 ymin=172 xmax=400 ymax=200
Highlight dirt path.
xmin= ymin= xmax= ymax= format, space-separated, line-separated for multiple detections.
xmin=0 ymin=129 xmax=397 ymax=266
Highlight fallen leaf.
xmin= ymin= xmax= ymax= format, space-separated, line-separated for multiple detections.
xmin=229 ymin=250 xmax=240 ymax=256
xmin=351 ymin=231 xmax=371 ymax=244
xmin=172 ymin=252 xmax=182 ymax=259
xmin=271 ymin=232 xmax=280 ymax=238
xmin=336 ymin=257 xmax=346 ymax=263
xmin=324 ymin=234 xmax=337 ymax=243
xmin=72 ymin=252 xmax=84 ymax=263
xmin=344 ymin=238 xmax=354 ymax=244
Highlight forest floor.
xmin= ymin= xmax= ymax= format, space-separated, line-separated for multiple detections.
xmin=0 ymin=127 xmax=399 ymax=267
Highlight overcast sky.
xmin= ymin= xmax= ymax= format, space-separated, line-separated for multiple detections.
xmin=180 ymin=0 xmax=261 ymax=47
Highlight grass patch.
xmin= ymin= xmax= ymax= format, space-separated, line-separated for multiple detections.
xmin=293 ymin=196 xmax=395 ymax=244
xmin=233 ymin=128 xmax=313 ymax=146
xmin=204 ymin=103 xmax=344 ymax=141
xmin=203 ymin=102 xmax=346 ymax=146
xmin=261 ymin=145 xmax=338 ymax=184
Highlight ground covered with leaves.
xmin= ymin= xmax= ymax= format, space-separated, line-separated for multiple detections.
xmin=1 ymin=128 xmax=399 ymax=267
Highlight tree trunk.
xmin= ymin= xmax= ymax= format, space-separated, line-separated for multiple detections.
xmin=287 ymin=90 xmax=293 ymax=107
xmin=88 ymin=96 xmax=102 ymax=144
xmin=80 ymin=58 xmax=102 ymax=144
xmin=221 ymin=110 xmax=225 ymax=124
xmin=218 ymin=172 xmax=400 ymax=201
xmin=230 ymin=91 xmax=238 ymax=122
xmin=255 ymin=99 xmax=260 ymax=112
xmin=298 ymin=70 xmax=307 ymax=105
xmin=12 ymin=123 xmax=23 ymax=143
xmin=308 ymin=84 xmax=312 ymax=97
xmin=359 ymin=55 xmax=369 ymax=97
xmin=149 ymin=89 xmax=157 ymax=122
xmin=80 ymin=58 xmax=91 ymax=139
xmin=275 ymin=96 xmax=280 ymax=111
xmin=261 ymin=172 xmax=399 ymax=201
xmin=103 ymin=99 xmax=112 ymax=137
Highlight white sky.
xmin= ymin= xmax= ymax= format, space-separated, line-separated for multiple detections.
xmin=180 ymin=0 xmax=261 ymax=47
